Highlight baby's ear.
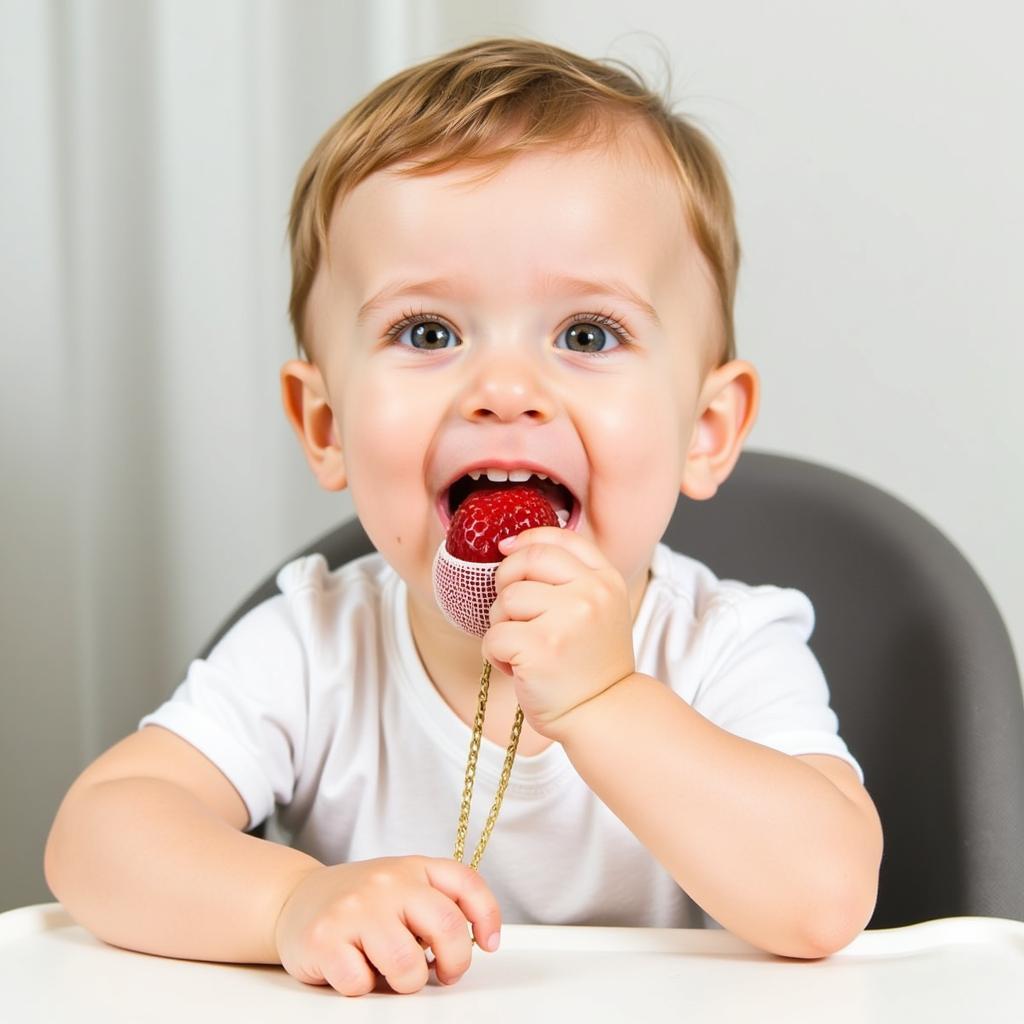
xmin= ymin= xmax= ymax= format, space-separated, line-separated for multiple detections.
xmin=681 ymin=359 xmax=760 ymax=501
xmin=279 ymin=359 xmax=347 ymax=491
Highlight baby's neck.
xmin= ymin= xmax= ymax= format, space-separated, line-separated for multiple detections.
xmin=405 ymin=590 xmax=497 ymax=696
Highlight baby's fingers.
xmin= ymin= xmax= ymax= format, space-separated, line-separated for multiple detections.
xmin=319 ymin=942 xmax=381 ymax=998
xmin=403 ymin=890 xmax=476 ymax=985
xmin=422 ymin=857 xmax=502 ymax=953
xmin=360 ymin=922 xmax=433 ymax=995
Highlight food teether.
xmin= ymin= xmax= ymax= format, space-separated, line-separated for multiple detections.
xmin=432 ymin=484 xmax=561 ymax=638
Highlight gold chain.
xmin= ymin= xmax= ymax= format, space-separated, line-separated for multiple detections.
xmin=453 ymin=658 xmax=524 ymax=871
xmin=438 ymin=657 xmax=523 ymax=954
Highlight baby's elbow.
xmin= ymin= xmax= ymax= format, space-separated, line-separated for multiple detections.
xmin=799 ymin=916 xmax=862 ymax=960
xmin=800 ymin=815 xmax=882 ymax=958
xmin=800 ymin=876 xmax=879 ymax=959
xmin=43 ymin=811 xmax=67 ymax=897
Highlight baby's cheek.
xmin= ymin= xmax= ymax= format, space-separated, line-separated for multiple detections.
xmin=588 ymin=411 xmax=681 ymax=565
xmin=346 ymin=378 xmax=436 ymax=519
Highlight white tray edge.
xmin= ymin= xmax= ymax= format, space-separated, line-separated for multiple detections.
xmin=497 ymin=916 xmax=1024 ymax=957
xmin=3 ymin=903 xmax=1023 ymax=958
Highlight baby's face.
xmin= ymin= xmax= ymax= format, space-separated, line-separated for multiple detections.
xmin=287 ymin=127 xmax=756 ymax=635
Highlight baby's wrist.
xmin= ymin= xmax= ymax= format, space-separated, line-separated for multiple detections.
xmin=271 ymin=860 xmax=327 ymax=957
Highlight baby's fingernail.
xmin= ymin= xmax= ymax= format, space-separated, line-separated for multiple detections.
xmin=498 ymin=535 xmax=516 ymax=552
xmin=485 ymin=931 xmax=500 ymax=951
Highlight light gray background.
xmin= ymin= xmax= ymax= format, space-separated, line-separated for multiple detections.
xmin=2 ymin=0 xmax=1021 ymax=913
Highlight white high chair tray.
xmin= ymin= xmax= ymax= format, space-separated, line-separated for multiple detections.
xmin=1 ymin=903 xmax=1022 ymax=1022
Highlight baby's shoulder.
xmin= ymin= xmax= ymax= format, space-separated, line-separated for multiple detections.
xmin=268 ymin=549 xmax=395 ymax=659
xmin=651 ymin=543 xmax=816 ymax=641
xmin=275 ymin=549 xmax=390 ymax=598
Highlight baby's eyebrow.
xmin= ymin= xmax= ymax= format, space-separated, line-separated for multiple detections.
xmin=538 ymin=273 xmax=662 ymax=329
xmin=356 ymin=273 xmax=661 ymax=329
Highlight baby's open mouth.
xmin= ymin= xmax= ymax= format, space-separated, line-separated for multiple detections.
xmin=437 ymin=473 xmax=581 ymax=532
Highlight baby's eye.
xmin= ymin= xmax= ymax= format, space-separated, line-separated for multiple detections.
xmin=555 ymin=318 xmax=627 ymax=357
xmin=386 ymin=317 xmax=457 ymax=352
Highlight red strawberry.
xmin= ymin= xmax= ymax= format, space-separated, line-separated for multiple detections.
xmin=446 ymin=485 xmax=559 ymax=562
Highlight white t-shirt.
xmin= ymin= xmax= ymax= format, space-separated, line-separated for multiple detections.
xmin=139 ymin=541 xmax=864 ymax=929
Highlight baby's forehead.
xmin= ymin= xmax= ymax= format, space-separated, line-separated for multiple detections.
xmin=330 ymin=145 xmax=697 ymax=300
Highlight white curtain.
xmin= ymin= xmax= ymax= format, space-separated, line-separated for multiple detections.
xmin=0 ymin=0 xmax=467 ymax=912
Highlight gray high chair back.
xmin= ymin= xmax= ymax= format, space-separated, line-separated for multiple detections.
xmin=196 ymin=450 xmax=1024 ymax=929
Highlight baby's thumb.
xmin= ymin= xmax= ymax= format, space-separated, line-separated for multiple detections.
xmin=422 ymin=858 xmax=503 ymax=951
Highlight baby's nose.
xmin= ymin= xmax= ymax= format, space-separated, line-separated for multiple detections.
xmin=458 ymin=350 xmax=561 ymax=421
xmin=459 ymin=373 xmax=557 ymax=424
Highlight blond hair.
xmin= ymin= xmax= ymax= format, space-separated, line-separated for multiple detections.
xmin=287 ymin=36 xmax=739 ymax=369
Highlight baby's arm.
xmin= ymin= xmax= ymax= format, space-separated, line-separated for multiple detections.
xmin=547 ymin=673 xmax=883 ymax=959
xmin=44 ymin=724 xmax=324 ymax=963
xmin=46 ymin=724 xmax=501 ymax=993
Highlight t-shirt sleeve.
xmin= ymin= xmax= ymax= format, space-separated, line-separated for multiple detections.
xmin=690 ymin=584 xmax=865 ymax=785
xmin=138 ymin=594 xmax=308 ymax=832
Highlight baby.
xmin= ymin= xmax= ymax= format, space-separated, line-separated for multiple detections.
xmin=45 ymin=36 xmax=883 ymax=996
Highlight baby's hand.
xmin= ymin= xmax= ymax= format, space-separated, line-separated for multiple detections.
xmin=483 ymin=526 xmax=636 ymax=739
xmin=274 ymin=856 xmax=502 ymax=996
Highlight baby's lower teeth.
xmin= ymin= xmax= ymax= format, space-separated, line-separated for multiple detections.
xmin=556 ymin=508 xmax=569 ymax=526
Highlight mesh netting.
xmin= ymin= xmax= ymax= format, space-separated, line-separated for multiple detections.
xmin=432 ymin=539 xmax=500 ymax=638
